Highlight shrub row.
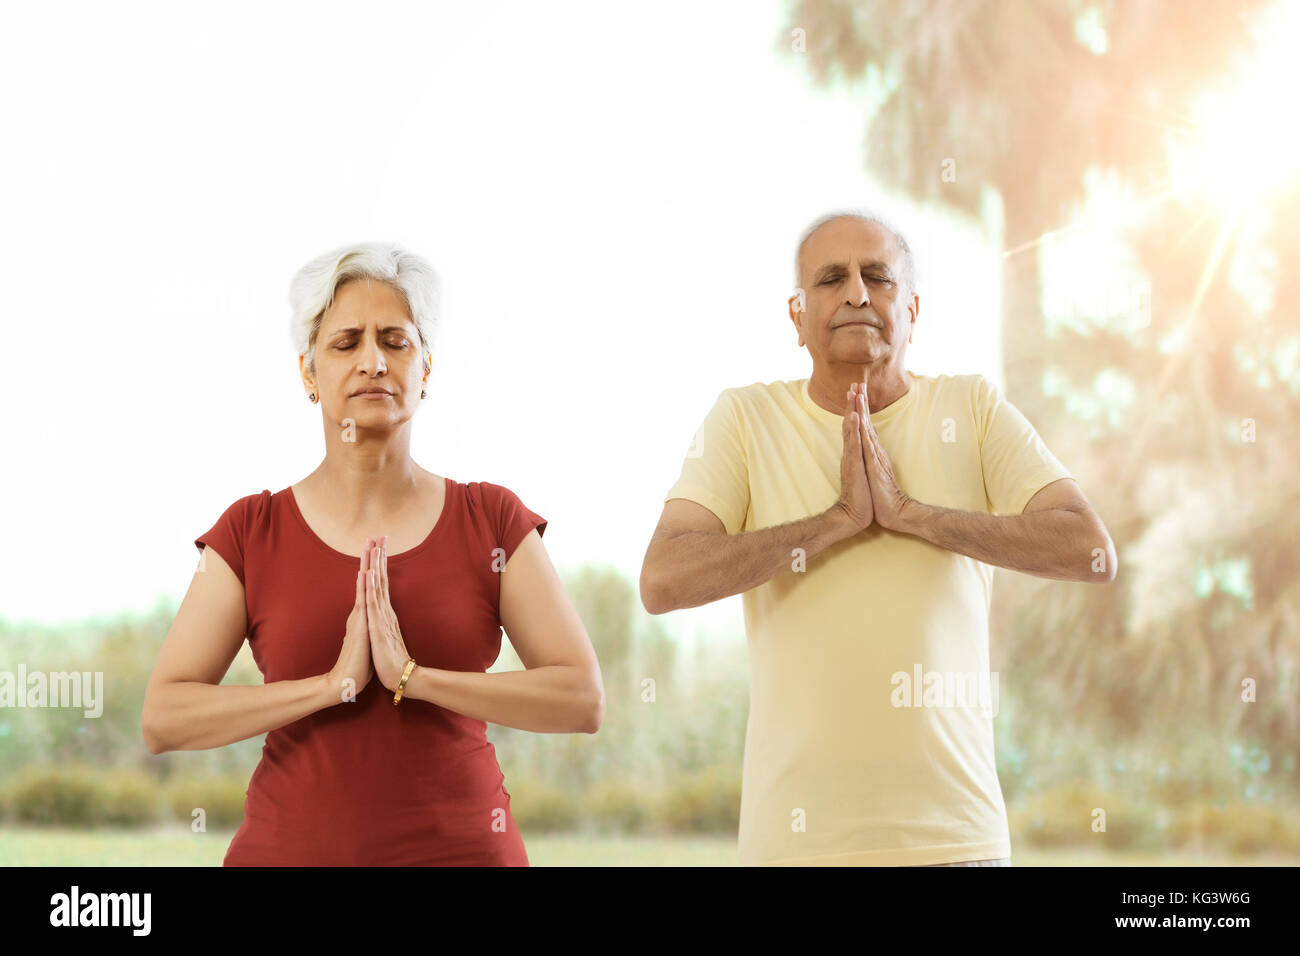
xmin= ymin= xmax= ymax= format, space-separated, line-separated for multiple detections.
xmin=0 ymin=765 xmax=246 ymax=828
xmin=4 ymin=765 xmax=1299 ymax=855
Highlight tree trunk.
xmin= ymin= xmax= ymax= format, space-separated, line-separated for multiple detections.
xmin=1000 ymin=186 xmax=1050 ymax=428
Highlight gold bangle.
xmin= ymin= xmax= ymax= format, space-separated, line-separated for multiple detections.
xmin=393 ymin=659 xmax=417 ymax=706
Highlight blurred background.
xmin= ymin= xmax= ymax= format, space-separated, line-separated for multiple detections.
xmin=1 ymin=0 xmax=1296 ymax=865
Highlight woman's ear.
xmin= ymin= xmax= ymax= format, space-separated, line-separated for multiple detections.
xmin=299 ymin=353 xmax=315 ymax=394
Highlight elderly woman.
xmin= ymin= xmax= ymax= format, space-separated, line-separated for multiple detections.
xmin=141 ymin=242 xmax=603 ymax=866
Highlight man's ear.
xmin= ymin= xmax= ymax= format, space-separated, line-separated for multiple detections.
xmin=788 ymin=288 xmax=807 ymax=346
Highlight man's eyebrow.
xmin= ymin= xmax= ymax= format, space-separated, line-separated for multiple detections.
xmin=813 ymin=260 xmax=896 ymax=278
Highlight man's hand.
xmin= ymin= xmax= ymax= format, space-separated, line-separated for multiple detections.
xmin=834 ymin=382 xmax=875 ymax=532
xmin=857 ymin=387 xmax=914 ymax=532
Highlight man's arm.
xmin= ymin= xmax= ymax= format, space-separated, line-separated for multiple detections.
xmin=897 ymin=477 xmax=1117 ymax=583
xmin=640 ymin=499 xmax=857 ymax=614
xmin=642 ymin=388 xmax=876 ymax=614
xmin=852 ymin=391 xmax=1116 ymax=583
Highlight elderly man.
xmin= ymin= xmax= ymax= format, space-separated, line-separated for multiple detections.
xmin=639 ymin=211 xmax=1116 ymax=867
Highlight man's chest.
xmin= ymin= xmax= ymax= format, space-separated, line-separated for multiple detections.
xmin=742 ymin=416 xmax=989 ymax=531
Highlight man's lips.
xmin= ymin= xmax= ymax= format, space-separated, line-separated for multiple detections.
xmin=835 ymin=320 xmax=879 ymax=329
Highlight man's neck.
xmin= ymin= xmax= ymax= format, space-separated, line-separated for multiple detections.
xmin=808 ymin=362 xmax=910 ymax=416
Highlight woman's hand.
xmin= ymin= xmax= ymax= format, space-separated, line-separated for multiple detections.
xmin=366 ymin=536 xmax=415 ymax=692
xmin=326 ymin=543 xmax=375 ymax=704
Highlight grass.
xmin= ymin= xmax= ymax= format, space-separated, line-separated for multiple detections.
xmin=2 ymin=825 xmax=1299 ymax=866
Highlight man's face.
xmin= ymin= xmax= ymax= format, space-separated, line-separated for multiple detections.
xmin=790 ymin=217 xmax=917 ymax=371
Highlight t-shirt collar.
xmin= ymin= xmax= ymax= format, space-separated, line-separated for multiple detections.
xmin=800 ymin=369 xmax=916 ymax=427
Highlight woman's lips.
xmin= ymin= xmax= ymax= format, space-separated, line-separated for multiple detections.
xmin=353 ymin=391 xmax=393 ymax=399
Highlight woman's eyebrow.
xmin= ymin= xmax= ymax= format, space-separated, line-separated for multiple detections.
xmin=329 ymin=324 xmax=414 ymax=335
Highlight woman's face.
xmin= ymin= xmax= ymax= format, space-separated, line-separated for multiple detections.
xmin=303 ymin=277 xmax=427 ymax=430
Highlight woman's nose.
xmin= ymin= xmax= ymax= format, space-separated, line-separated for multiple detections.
xmin=358 ymin=339 xmax=387 ymax=375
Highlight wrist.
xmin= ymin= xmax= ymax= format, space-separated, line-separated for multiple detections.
xmin=824 ymin=502 xmax=860 ymax=543
xmin=391 ymin=658 xmax=417 ymax=700
xmin=400 ymin=663 xmax=435 ymax=703
xmin=895 ymin=496 xmax=925 ymax=535
xmin=317 ymin=671 xmax=345 ymax=709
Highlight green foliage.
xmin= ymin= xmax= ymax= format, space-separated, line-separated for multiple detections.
xmin=657 ymin=765 xmax=742 ymax=834
xmin=1168 ymin=801 xmax=1300 ymax=855
xmin=165 ymin=775 xmax=248 ymax=829
xmin=100 ymin=769 xmax=162 ymax=825
xmin=509 ymin=779 xmax=580 ymax=833
xmin=582 ymin=778 xmax=652 ymax=833
xmin=1008 ymin=784 xmax=1153 ymax=850
xmin=4 ymin=764 xmax=111 ymax=827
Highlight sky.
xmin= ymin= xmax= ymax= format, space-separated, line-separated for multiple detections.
xmin=0 ymin=0 xmax=1007 ymax=634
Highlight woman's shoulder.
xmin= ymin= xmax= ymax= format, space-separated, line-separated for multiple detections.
xmin=209 ymin=488 xmax=280 ymax=534
xmin=455 ymin=477 xmax=547 ymax=546
xmin=456 ymin=478 xmax=512 ymax=516
xmin=456 ymin=478 xmax=540 ymax=520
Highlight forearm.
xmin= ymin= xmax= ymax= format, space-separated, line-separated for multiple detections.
xmin=643 ymin=505 xmax=856 ymax=613
xmin=898 ymin=500 xmax=1115 ymax=582
xmin=144 ymin=673 xmax=337 ymax=753
xmin=401 ymin=663 xmax=601 ymax=733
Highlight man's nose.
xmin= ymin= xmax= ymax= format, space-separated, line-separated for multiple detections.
xmin=845 ymin=271 xmax=869 ymax=307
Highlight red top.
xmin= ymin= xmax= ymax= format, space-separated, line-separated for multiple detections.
xmin=194 ymin=476 xmax=546 ymax=866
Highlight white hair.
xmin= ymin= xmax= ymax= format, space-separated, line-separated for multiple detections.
xmin=289 ymin=241 xmax=439 ymax=373
xmin=794 ymin=209 xmax=917 ymax=302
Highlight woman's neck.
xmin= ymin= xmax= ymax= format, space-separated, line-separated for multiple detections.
xmin=301 ymin=444 xmax=428 ymax=521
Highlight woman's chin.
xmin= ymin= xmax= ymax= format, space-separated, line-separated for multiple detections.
xmin=332 ymin=407 xmax=413 ymax=428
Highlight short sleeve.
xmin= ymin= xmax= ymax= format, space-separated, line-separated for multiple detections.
xmin=194 ymin=495 xmax=257 ymax=587
xmin=663 ymin=388 xmax=750 ymax=534
xmin=974 ymin=375 xmax=1073 ymax=515
xmin=487 ymin=483 xmax=548 ymax=563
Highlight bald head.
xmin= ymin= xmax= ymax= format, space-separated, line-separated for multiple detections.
xmin=794 ymin=211 xmax=916 ymax=303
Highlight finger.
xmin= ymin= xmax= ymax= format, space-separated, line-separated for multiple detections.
xmin=380 ymin=536 xmax=389 ymax=602
xmin=355 ymin=568 xmax=364 ymax=608
xmin=859 ymin=414 xmax=877 ymax=471
xmin=859 ymin=395 xmax=878 ymax=449
xmin=366 ymin=569 xmax=380 ymax=626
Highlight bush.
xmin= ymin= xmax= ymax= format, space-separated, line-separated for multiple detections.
xmin=658 ymin=765 xmax=741 ymax=834
xmin=1169 ymin=801 xmax=1300 ymax=855
xmin=583 ymin=779 xmax=652 ymax=833
xmin=4 ymin=764 xmax=110 ymax=826
xmin=1008 ymin=785 xmax=1152 ymax=850
xmin=508 ymin=779 xmax=580 ymax=833
xmin=100 ymin=769 xmax=162 ymax=825
xmin=165 ymin=775 xmax=247 ymax=830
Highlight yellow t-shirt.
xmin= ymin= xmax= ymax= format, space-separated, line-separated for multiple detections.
xmin=664 ymin=370 xmax=1073 ymax=866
